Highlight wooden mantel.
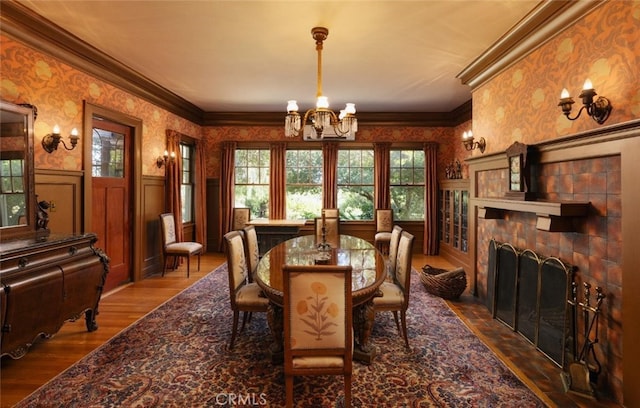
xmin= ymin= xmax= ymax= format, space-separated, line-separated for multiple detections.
xmin=473 ymin=197 xmax=590 ymax=232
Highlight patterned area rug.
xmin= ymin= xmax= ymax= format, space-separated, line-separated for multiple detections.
xmin=16 ymin=265 xmax=546 ymax=407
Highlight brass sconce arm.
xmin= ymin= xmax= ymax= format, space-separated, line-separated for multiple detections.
xmin=156 ymin=150 xmax=175 ymax=168
xmin=42 ymin=126 xmax=79 ymax=153
xmin=462 ymin=131 xmax=486 ymax=153
xmin=558 ymin=80 xmax=612 ymax=125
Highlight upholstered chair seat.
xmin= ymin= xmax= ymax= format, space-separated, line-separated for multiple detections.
xmin=223 ymin=230 xmax=268 ymax=349
xmin=373 ymin=230 xmax=415 ymax=348
xmin=159 ymin=212 xmax=203 ymax=278
xmin=283 ymin=264 xmax=353 ymax=407
xmin=374 ymin=209 xmax=394 ymax=255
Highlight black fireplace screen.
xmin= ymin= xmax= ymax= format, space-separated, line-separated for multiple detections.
xmin=487 ymin=239 xmax=575 ymax=368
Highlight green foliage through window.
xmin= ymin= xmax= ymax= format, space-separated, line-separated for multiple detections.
xmin=235 ymin=149 xmax=270 ymax=219
xmin=286 ymin=149 xmax=322 ymax=220
xmin=337 ymin=149 xmax=374 ymax=220
xmin=390 ymin=150 xmax=425 ymax=221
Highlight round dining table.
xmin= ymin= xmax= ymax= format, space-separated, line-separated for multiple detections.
xmin=254 ymin=234 xmax=387 ymax=364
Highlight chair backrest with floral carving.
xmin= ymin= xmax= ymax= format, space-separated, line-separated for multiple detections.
xmin=283 ymin=264 xmax=352 ymax=352
xmin=375 ymin=209 xmax=394 ymax=233
xmin=223 ymin=230 xmax=249 ymax=300
xmin=395 ymin=231 xmax=415 ymax=297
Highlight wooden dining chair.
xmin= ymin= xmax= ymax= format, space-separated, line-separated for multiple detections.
xmin=159 ymin=212 xmax=203 ymax=278
xmin=373 ymin=230 xmax=414 ymax=348
xmin=386 ymin=225 xmax=403 ymax=280
xmin=242 ymin=224 xmax=260 ymax=281
xmin=283 ymin=264 xmax=353 ymax=408
xmin=223 ymin=230 xmax=269 ymax=349
xmin=232 ymin=207 xmax=251 ymax=230
xmin=322 ymin=208 xmax=339 ymax=218
xmin=374 ymin=209 xmax=394 ymax=255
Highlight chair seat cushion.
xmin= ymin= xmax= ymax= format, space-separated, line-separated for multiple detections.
xmin=236 ymin=283 xmax=269 ymax=307
xmin=166 ymin=242 xmax=203 ymax=255
xmin=373 ymin=281 xmax=404 ymax=306
xmin=293 ymin=356 xmax=345 ymax=369
xmin=374 ymin=232 xmax=392 ymax=242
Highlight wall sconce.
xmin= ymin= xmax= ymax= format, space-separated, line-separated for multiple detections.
xmin=156 ymin=150 xmax=176 ymax=168
xmin=42 ymin=125 xmax=79 ymax=153
xmin=462 ymin=131 xmax=486 ymax=153
xmin=558 ymin=79 xmax=612 ymax=124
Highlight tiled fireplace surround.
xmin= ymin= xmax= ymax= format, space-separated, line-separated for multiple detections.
xmin=466 ymin=122 xmax=640 ymax=404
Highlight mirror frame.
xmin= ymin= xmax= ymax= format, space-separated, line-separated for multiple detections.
xmin=0 ymin=100 xmax=36 ymax=241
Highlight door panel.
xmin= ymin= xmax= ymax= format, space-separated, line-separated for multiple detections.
xmin=91 ymin=119 xmax=131 ymax=292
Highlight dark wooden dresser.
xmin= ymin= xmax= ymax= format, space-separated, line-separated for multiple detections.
xmin=0 ymin=233 xmax=109 ymax=359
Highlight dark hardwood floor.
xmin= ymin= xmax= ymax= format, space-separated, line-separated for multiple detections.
xmin=0 ymin=252 xmax=620 ymax=407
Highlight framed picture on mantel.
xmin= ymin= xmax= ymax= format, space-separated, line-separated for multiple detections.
xmin=505 ymin=142 xmax=536 ymax=201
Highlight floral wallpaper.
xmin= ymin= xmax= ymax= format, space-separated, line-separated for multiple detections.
xmin=0 ymin=35 xmax=201 ymax=176
xmin=472 ymin=1 xmax=640 ymax=154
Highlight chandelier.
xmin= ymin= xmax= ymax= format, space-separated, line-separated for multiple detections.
xmin=284 ymin=27 xmax=357 ymax=139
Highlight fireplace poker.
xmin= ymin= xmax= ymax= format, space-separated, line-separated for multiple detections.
xmin=566 ymin=282 xmax=605 ymax=398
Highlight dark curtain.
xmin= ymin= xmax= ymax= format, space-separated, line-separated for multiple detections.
xmin=374 ymin=143 xmax=391 ymax=209
xmin=166 ymin=130 xmax=183 ymax=242
xmin=270 ymin=142 xmax=287 ymax=219
xmin=218 ymin=141 xmax=237 ymax=251
xmin=193 ymin=139 xmax=207 ymax=251
xmin=423 ymin=142 xmax=438 ymax=255
xmin=322 ymin=142 xmax=338 ymax=209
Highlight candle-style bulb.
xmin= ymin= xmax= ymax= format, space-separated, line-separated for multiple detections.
xmin=560 ymin=88 xmax=570 ymax=99
xmin=53 ymin=125 xmax=60 ymax=135
xmin=582 ymin=78 xmax=594 ymax=90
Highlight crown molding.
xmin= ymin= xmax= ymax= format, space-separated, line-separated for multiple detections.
xmin=457 ymin=0 xmax=606 ymax=90
xmin=1 ymin=1 xmax=204 ymax=124
xmin=203 ymin=100 xmax=472 ymax=127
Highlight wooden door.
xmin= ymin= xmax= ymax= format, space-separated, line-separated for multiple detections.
xmin=91 ymin=118 xmax=131 ymax=292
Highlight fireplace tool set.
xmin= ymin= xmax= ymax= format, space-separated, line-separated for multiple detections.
xmin=562 ymin=281 xmax=606 ymax=398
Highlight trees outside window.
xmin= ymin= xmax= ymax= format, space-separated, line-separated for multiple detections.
xmin=390 ymin=149 xmax=425 ymax=221
xmin=234 ymin=149 xmax=270 ymax=219
xmin=285 ymin=149 xmax=322 ymax=220
xmin=337 ymin=149 xmax=374 ymax=220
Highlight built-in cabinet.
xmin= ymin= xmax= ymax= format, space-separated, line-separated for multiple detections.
xmin=438 ymin=179 xmax=471 ymax=275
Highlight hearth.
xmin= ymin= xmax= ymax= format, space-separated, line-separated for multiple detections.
xmin=486 ymin=239 xmax=575 ymax=368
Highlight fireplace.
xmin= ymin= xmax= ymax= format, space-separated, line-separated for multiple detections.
xmin=486 ymin=239 xmax=574 ymax=368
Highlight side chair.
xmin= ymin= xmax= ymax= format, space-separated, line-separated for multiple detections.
xmin=386 ymin=225 xmax=403 ymax=280
xmin=373 ymin=230 xmax=415 ymax=348
xmin=374 ymin=209 xmax=394 ymax=255
xmin=282 ymin=264 xmax=353 ymax=408
xmin=232 ymin=207 xmax=251 ymax=230
xmin=159 ymin=212 xmax=203 ymax=278
xmin=223 ymin=230 xmax=269 ymax=349
xmin=242 ymin=224 xmax=260 ymax=282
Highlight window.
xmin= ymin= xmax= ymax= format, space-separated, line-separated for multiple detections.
xmin=390 ymin=149 xmax=425 ymax=221
xmin=180 ymin=143 xmax=195 ymax=223
xmin=286 ymin=149 xmax=322 ymax=220
xmin=337 ymin=149 xmax=374 ymax=220
xmin=91 ymin=128 xmax=124 ymax=178
xmin=234 ymin=148 xmax=270 ymax=219
xmin=0 ymin=157 xmax=25 ymax=226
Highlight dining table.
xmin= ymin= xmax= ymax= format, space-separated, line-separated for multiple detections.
xmin=254 ymin=234 xmax=387 ymax=364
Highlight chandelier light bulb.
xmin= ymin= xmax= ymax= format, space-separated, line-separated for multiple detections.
xmin=316 ymin=96 xmax=329 ymax=109
xmin=287 ymin=100 xmax=299 ymax=113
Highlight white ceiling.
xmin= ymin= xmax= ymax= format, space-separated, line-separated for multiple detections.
xmin=16 ymin=0 xmax=541 ymax=113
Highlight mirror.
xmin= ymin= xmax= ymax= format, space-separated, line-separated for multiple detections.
xmin=0 ymin=100 xmax=35 ymax=241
